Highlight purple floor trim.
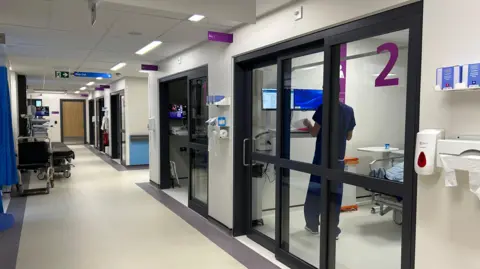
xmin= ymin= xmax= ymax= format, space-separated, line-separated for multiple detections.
xmin=137 ymin=182 xmax=282 ymax=269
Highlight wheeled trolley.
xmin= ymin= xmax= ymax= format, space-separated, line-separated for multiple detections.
xmin=16 ymin=137 xmax=54 ymax=195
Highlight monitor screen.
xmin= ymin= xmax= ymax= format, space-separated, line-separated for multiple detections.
xmin=169 ymin=104 xmax=185 ymax=119
xmin=35 ymin=106 xmax=49 ymax=117
xmin=293 ymin=89 xmax=323 ymax=110
xmin=35 ymin=100 xmax=42 ymax=107
xmin=261 ymin=89 xmax=294 ymax=110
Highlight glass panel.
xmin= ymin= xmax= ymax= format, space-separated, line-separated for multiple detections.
xmin=191 ymin=149 xmax=208 ymax=203
xmin=334 ymin=184 xmax=403 ymax=269
xmin=251 ymin=64 xmax=277 ymax=239
xmin=284 ymin=52 xmax=324 ymax=165
xmin=340 ymin=29 xmax=409 ymax=183
xmin=252 ymin=65 xmax=277 ymax=156
xmin=282 ymin=168 xmax=320 ymax=268
xmin=190 ymin=77 xmax=208 ymax=144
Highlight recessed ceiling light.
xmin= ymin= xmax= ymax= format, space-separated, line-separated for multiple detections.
xmin=135 ymin=41 xmax=163 ymax=55
xmin=188 ymin=14 xmax=205 ymax=22
xmin=111 ymin=62 xmax=126 ymax=71
xmin=9 ymin=66 xmax=12 ymax=71
xmin=139 ymin=70 xmax=149 ymax=73
xmin=86 ymin=81 xmax=95 ymax=86
xmin=75 ymin=91 xmax=80 ymax=94
xmin=96 ymin=77 xmax=103 ymax=80
xmin=80 ymin=86 xmax=87 ymax=90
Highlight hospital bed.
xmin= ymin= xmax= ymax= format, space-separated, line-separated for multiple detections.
xmin=368 ymin=157 xmax=404 ymax=225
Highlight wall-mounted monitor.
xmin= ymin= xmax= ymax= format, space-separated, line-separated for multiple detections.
xmin=35 ymin=106 xmax=50 ymax=117
xmin=261 ymin=89 xmax=294 ymax=110
xmin=169 ymin=104 xmax=186 ymax=119
xmin=293 ymin=89 xmax=323 ymax=111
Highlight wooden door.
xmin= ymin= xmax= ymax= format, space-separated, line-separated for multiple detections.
xmin=62 ymin=101 xmax=85 ymax=143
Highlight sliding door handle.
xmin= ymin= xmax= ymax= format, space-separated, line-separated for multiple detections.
xmin=243 ymin=138 xmax=249 ymax=166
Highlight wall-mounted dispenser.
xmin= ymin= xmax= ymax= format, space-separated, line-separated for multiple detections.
xmin=414 ymin=129 xmax=444 ymax=175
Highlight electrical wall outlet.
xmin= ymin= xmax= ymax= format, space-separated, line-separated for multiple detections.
xmin=294 ymin=6 xmax=303 ymax=21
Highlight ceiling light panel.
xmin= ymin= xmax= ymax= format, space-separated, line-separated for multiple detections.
xmin=188 ymin=14 xmax=205 ymax=22
xmin=80 ymin=87 xmax=87 ymax=90
xmin=111 ymin=62 xmax=126 ymax=71
xmin=136 ymin=41 xmax=163 ymax=55
xmin=86 ymin=81 xmax=95 ymax=86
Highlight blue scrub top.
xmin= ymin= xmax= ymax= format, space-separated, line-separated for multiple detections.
xmin=310 ymin=103 xmax=356 ymax=192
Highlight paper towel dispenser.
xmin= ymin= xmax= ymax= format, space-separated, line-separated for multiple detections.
xmin=436 ymin=139 xmax=480 ymax=168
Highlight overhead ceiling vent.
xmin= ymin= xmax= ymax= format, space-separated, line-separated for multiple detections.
xmin=0 ymin=33 xmax=5 ymax=45
xmin=128 ymin=31 xmax=142 ymax=36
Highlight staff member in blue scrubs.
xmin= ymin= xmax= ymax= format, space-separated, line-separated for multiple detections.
xmin=303 ymin=102 xmax=356 ymax=238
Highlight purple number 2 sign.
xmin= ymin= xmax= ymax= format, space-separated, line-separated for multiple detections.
xmin=375 ymin=42 xmax=399 ymax=87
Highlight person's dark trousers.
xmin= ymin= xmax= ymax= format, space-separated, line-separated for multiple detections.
xmin=304 ymin=175 xmax=343 ymax=235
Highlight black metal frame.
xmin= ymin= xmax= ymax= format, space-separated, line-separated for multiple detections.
xmin=60 ymin=99 xmax=87 ymax=144
xmin=95 ymin=97 xmax=105 ymax=151
xmin=158 ymin=65 xmax=209 ymax=217
xmin=233 ymin=3 xmax=422 ymax=269
xmin=88 ymin=99 xmax=95 ymax=145
xmin=110 ymin=90 xmax=125 ymax=160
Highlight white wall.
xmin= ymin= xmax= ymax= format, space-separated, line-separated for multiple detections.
xmin=89 ymin=77 xmax=148 ymax=165
xmin=149 ymin=0 xmax=416 ymax=228
xmin=416 ymin=1 xmax=480 ymax=268
xmin=28 ymin=93 xmax=87 ymax=142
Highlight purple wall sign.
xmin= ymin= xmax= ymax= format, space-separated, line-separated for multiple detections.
xmin=375 ymin=42 xmax=399 ymax=87
xmin=208 ymin=31 xmax=233 ymax=43
xmin=141 ymin=64 xmax=158 ymax=71
xmin=339 ymin=44 xmax=347 ymax=103
xmin=100 ymin=85 xmax=110 ymax=89
xmin=51 ymin=111 xmax=60 ymax=115
xmin=80 ymin=93 xmax=89 ymax=97
xmin=95 ymin=87 xmax=104 ymax=91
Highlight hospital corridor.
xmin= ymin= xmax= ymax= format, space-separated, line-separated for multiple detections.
xmin=1 ymin=146 xmax=274 ymax=269
xmin=2 ymin=1 xmax=480 ymax=269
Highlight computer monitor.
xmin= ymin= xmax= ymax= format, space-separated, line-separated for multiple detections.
xmin=293 ymin=89 xmax=323 ymax=111
xmin=261 ymin=89 xmax=294 ymax=110
xmin=35 ymin=106 xmax=50 ymax=117
xmin=169 ymin=104 xmax=185 ymax=119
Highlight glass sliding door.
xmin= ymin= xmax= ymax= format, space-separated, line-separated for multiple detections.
xmin=233 ymin=4 xmax=421 ymax=269
xmin=249 ymin=64 xmax=278 ymax=243
xmin=188 ymin=76 xmax=209 ymax=216
xmin=324 ymin=28 xmax=413 ymax=269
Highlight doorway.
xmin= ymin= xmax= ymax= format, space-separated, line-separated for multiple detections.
xmin=158 ymin=66 xmax=209 ymax=217
xmin=89 ymin=99 xmax=95 ymax=145
xmin=110 ymin=91 xmax=125 ymax=165
xmin=96 ymin=97 xmax=105 ymax=152
xmin=60 ymin=99 xmax=86 ymax=144
xmin=233 ymin=3 xmax=422 ymax=269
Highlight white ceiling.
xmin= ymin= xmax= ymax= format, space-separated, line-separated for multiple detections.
xmin=0 ymin=0 xmax=295 ymax=93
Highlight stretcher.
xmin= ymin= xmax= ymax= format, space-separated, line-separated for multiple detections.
xmin=52 ymin=142 xmax=75 ymax=178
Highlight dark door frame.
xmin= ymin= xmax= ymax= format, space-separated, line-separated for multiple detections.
xmin=60 ymin=99 xmax=87 ymax=144
xmin=158 ymin=65 xmax=209 ymax=217
xmin=96 ymin=97 xmax=105 ymax=151
xmin=88 ymin=99 xmax=95 ymax=145
xmin=110 ymin=91 xmax=124 ymax=159
xmin=233 ymin=3 xmax=422 ymax=269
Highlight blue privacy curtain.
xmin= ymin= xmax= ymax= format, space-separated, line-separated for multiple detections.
xmin=0 ymin=65 xmax=17 ymax=231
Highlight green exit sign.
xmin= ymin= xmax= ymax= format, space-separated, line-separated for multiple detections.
xmin=55 ymin=71 xmax=70 ymax=79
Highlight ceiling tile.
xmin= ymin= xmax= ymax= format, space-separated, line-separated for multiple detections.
xmin=0 ymin=24 xmax=104 ymax=50
xmin=106 ymin=13 xmax=181 ymax=40
xmin=101 ymin=2 xmax=189 ymax=20
xmin=49 ymin=1 xmax=119 ymax=33
xmin=0 ymin=0 xmax=51 ymax=28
